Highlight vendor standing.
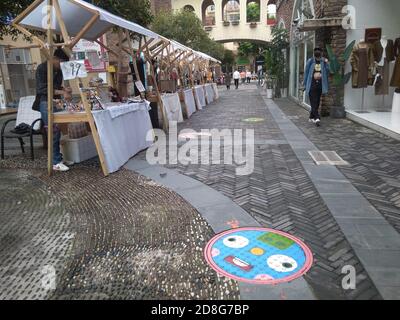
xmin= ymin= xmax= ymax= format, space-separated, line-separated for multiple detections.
xmin=35 ymin=48 xmax=73 ymax=172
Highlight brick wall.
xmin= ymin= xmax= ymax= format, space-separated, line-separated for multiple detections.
xmin=276 ymin=0 xmax=295 ymax=32
xmin=315 ymin=0 xmax=348 ymax=112
xmin=150 ymin=0 xmax=172 ymax=13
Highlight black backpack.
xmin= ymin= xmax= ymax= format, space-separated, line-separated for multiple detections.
xmin=11 ymin=123 xmax=31 ymax=135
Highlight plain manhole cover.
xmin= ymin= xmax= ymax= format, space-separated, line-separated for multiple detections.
xmin=308 ymin=151 xmax=349 ymax=166
xmin=204 ymin=227 xmax=313 ymax=285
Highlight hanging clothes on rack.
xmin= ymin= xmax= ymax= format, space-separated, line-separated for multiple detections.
xmin=390 ymin=38 xmax=400 ymax=88
xmin=373 ymin=38 xmax=395 ymax=95
xmin=350 ymin=41 xmax=375 ymax=88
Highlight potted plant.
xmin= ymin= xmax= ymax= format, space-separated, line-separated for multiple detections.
xmin=223 ymin=20 xmax=230 ymax=26
xmin=232 ymin=20 xmax=240 ymax=26
xmin=250 ymin=22 xmax=257 ymax=28
xmin=265 ymin=76 xmax=274 ymax=99
xmin=326 ymin=40 xmax=355 ymax=118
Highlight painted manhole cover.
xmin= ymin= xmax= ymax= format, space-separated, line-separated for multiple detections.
xmin=242 ymin=117 xmax=265 ymax=123
xmin=204 ymin=227 xmax=313 ymax=285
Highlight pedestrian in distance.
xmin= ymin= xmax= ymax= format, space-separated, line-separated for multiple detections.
xmin=246 ymin=70 xmax=252 ymax=83
xmin=233 ymin=70 xmax=240 ymax=89
xmin=303 ymin=47 xmax=330 ymax=127
xmin=240 ymin=70 xmax=246 ymax=84
xmin=225 ymin=72 xmax=232 ymax=90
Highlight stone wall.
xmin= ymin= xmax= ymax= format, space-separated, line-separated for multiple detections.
xmin=315 ymin=0 xmax=348 ymax=113
xmin=150 ymin=0 xmax=172 ymax=13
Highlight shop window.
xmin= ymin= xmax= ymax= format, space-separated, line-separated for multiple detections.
xmin=202 ymin=0 xmax=216 ymax=26
xmin=247 ymin=1 xmax=260 ymax=23
xmin=4 ymin=48 xmax=30 ymax=64
xmin=222 ymin=0 xmax=240 ymax=22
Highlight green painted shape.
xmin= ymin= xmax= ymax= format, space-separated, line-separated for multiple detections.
xmin=242 ymin=117 xmax=265 ymax=123
xmin=257 ymin=232 xmax=295 ymax=250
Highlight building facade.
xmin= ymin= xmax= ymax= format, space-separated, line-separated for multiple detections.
xmin=0 ymin=36 xmax=42 ymax=108
xmin=170 ymin=1 xmax=273 ymax=43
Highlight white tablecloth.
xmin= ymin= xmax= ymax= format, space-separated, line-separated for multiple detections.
xmin=92 ymin=101 xmax=153 ymax=174
xmin=183 ymin=89 xmax=196 ymax=118
xmin=204 ymin=84 xmax=214 ymax=104
xmin=194 ymin=85 xmax=206 ymax=110
xmin=161 ymin=93 xmax=184 ymax=123
xmin=212 ymin=83 xmax=219 ymax=100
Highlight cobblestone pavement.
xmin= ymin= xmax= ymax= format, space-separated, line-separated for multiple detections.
xmin=276 ymin=99 xmax=400 ymax=235
xmin=157 ymin=84 xmax=383 ymax=300
xmin=0 ymin=141 xmax=239 ymax=299
xmin=2 ymin=84 xmax=398 ymax=300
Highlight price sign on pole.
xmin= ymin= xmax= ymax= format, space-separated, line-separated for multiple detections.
xmin=135 ymin=81 xmax=146 ymax=93
xmin=61 ymin=60 xmax=88 ymax=80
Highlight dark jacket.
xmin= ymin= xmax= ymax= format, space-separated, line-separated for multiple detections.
xmin=35 ymin=62 xmax=63 ymax=101
xmin=225 ymin=73 xmax=232 ymax=84
xmin=372 ymin=39 xmax=395 ymax=63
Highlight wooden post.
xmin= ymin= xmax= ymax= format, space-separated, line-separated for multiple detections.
xmin=47 ymin=0 xmax=54 ymax=175
xmin=125 ymin=30 xmax=144 ymax=99
xmin=143 ymin=36 xmax=168 ymax=132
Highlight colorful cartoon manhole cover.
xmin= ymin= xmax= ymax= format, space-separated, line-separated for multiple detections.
xmin=204 ymin=227 xmax=313 ymax=285
xmin=242 ymin=117 xmax=265 ymax=123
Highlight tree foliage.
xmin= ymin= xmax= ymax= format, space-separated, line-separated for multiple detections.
xmin=91 ymin=0 xmax=153 ymax=27
xmin=263 ymin=27 xmax=289 ymax=95
xmin=0 ymin=0 xmax=153 ymax=39
xmin=0 ymin=0 xmax=32 ymax=39
xmin=152 ymin=9 xmax=225 ymax=62
xmin=246 ymin=2 xmax=260 ymax=22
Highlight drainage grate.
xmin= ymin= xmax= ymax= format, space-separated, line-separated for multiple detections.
xmin=308 ymin=151 xmax=349 ymax=166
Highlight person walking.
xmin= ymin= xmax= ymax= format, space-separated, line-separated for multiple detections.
xmin=246 ymin=70 xmax=252 ymax=83
xmin=240 ymin=70 xmax=246 ymax=84
xmin=303 ymin=47 xmax=330 ymax=127
xmin=233 ymin=70 xmax=240 ymax=89
xmin=225 ymin=72 xmax=232 ymax=90
xmin=35 ymin=48 xmax=74 ymax=172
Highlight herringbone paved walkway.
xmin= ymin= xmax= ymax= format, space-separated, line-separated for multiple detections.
xmin=161 ymin=84 xmax=385 ymax=300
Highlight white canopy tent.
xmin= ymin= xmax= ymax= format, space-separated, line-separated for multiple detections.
xmin=15 ymin=0 xmax=159 ymax=42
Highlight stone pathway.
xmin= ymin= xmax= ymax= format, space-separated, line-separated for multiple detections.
xmin=2 ymin=83 xmax=400 ymax=299
xmin=0 ymin=150 xmax=239 ymax=300
xmin=139 ymin=84 xmax=389 ymax=300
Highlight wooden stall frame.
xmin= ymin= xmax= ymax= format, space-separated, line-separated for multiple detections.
xmin=11 ymin=0 xmax=221 ymax=176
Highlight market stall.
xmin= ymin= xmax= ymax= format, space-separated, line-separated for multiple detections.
xmin=160 ymin=93 xmax=184 ymax=123
xmin=182 ymin=89 xmax=197 ymax=118
xmin=204 ymin=83 xmax=215 ymax=104
xmin=11 ymin=0 xmax=221 ymax=176
xmin=194 ymin=85 xmax=206 ymax=110
xmin=11 ymin=0 xmax=161 ymax=176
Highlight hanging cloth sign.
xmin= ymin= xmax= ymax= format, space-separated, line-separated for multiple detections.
xmin=61 ymin=60 xmax=88 ymax=80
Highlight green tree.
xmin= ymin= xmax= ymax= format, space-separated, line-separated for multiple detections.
xmin=246 ymin=2 xmax=260 ymax=23
xmin=0 ymin=0 xmax=32 ymax=39
xmin=91 ymin=0 xmax=153 ymax=27
xmin=152 ymin=9 xmax=225 ymax=62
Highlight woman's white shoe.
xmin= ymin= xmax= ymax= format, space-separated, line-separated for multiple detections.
xmin=53 ymin=162 xmax=70 ymax=172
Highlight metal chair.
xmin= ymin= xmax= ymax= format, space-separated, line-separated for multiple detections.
xmin=1 ymin=96 xmax=46 ymax=160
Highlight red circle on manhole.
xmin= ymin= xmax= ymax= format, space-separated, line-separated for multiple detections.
xmin=204 ymin=227 xmax=313 ymax=285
